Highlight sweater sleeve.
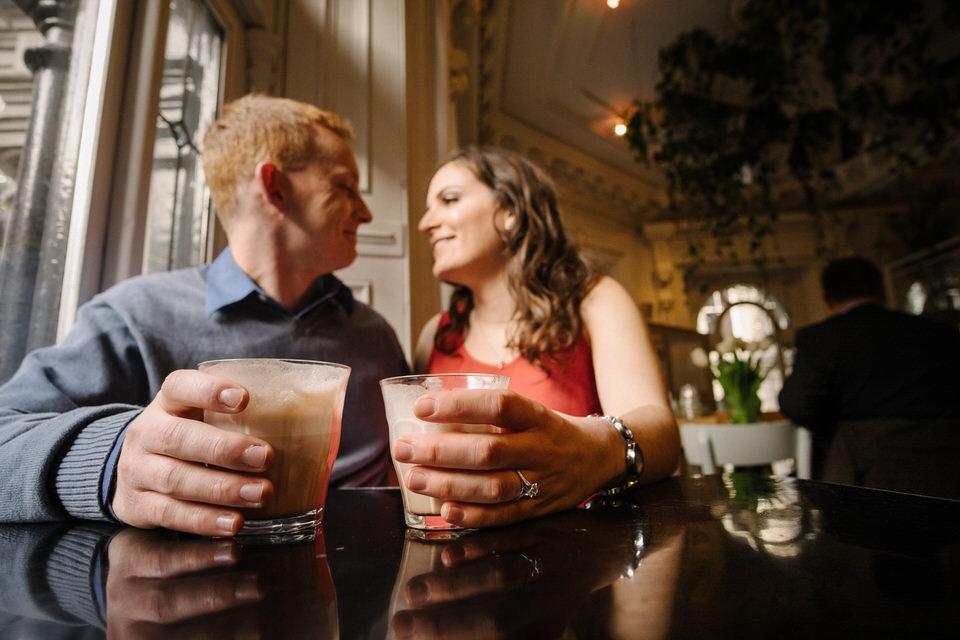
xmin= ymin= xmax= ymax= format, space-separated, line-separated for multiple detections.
xmin=0 ymin=298 xmax=152 ymax=523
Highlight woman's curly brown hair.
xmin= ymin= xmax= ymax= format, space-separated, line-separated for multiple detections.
xmin=434 ymin=146 xmax=599 ymax=368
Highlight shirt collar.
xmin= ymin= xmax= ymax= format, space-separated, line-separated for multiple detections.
xmin=206 ymin=249 xmax=354 ymax=317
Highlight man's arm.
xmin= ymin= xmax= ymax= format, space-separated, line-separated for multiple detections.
xmin=0 ymin=298 xmax=274 ymax=535
xmin=0 ymin=299 xmax=154 ymax=523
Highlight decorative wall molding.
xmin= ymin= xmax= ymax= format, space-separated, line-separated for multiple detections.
xmin=471 ymin=0 xmax=665 ymax=231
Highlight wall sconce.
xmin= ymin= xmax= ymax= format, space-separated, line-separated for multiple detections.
xmin=614 ymin=119 xmax=628 ymax=136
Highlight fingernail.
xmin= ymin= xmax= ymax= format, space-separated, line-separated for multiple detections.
xmin=414 ymin=396 xmax=437 ymax=417
xmin=219 ymin=387 xmax=244 ymax=409
xmin=240 ymin=482 xmax=264 ymax=504
xmin=217 ymin=514 xmax=240 ymax=536
xmin=235 ymin=575 xmax=262 ymax=601
xmin=442 ymin=544 xmax=466 ymax=567
xmin=441 ymin=504 xmax=464 ymax=525
xmin=213 ymin=541 xmax=239 ymax=564
xmin=405 ymin=578 xmax=430 ymax=606
xmin=407 ymin=469 xmax=427 ymax=491
xmin=393 ymin=440 xmax=413 ymax=462
xmin=243 ymin=445 xmax=267 ymax=468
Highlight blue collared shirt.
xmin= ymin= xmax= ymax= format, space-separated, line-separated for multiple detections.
xmin=204 ymin=249 xmax=355 ymax=318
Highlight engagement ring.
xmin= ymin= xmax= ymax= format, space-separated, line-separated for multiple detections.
xmin=515 ymin=469 xmax=539 ymax=500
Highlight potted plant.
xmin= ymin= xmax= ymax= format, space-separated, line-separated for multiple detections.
xmin=691 ymin=337 xmax=773 ymax=424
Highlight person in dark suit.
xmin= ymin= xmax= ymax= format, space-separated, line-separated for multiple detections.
xmin=778 ymin=256 xmax=960 ymax=493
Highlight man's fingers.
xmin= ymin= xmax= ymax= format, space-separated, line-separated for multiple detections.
xmin=118 ymin=454 xmax=272 ymax=507
xmin=113 ymin=488 xmax=246 ymax=537
xmin=113 ymin=370 xmax=276 ymax=535
xmin=130 ymin=415 xmax=272 ymax=472
xmin=155 ymin=369 xmax=249 ymax=416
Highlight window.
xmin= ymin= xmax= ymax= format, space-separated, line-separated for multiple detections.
xmin=0 ymin=0 xmax=238 ymax=381
xmin=143 ymin=0 xmax=223 ymax=273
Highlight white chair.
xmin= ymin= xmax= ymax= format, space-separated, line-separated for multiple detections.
xmin=679 ymin=419 xmax=812 ymax=479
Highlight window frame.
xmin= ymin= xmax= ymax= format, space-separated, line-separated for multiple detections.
xmin=58 ymin=0 xmax=244 ymax=342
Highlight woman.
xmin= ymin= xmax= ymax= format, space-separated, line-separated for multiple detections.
xmin=394 ymin=146 xmax=679 ymax=528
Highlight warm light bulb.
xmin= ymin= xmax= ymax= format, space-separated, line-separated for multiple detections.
xmin=607 ymin=0 xmax=620 ymax=8
xmin=614 ymin=121 xmax=627 ymax=136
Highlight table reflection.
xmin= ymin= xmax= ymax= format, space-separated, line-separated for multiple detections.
xmin=386 ymin=490 xmax=687 ymax=640
xmin=108 ymin=528 xmax=336 ymax=639
xmin=0 ymin=523 xmax=337 ymax=639
xmin=712 ymin=473 xmax=815 ymax=557
xmin=5 ymin=477 xmax=954 ymax=639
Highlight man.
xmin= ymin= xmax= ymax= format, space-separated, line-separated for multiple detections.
xmin=779 ymin=256 xmax=960 ymax=483
xmin=0 ymin=95 xmax=409 ymax=535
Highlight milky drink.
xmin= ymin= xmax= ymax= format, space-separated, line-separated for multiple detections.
xmin=201 ymin=359 xmax=348 ymax=521
xmin=388 ymin=418 xmax=469 ymax=516
xmin=380 ymin=374 xmax=509 ymax=527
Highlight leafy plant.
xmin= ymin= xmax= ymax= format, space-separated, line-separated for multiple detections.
xmin=627 ymin=0 xmax=960 ymax=270
xmin=691 ymin=337 xmax=772 ymax=423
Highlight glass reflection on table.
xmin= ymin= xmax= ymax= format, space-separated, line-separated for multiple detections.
xmin=385 ymin=500 xmax=684 ymax=640
xmin=105 ymin=526 xmax=338 ymax=638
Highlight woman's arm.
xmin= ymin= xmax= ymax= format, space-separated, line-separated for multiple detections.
xmin=580 ymin=276 xmax=680 ymax=485
xmin=388 ymin=278 xmax=680 ymax=528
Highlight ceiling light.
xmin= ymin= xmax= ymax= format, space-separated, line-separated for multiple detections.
xmin=614 ymin=120 xmax=627 ymax=136
xmin=607 ymin=0 xmax=620 ymax=8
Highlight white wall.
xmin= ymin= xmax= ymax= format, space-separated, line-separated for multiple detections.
xmin=284 ymin=0 xmax=413 ymax=358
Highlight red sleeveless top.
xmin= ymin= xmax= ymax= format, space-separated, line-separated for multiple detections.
xmin=427 ymin=312 xmax=602 ymax=416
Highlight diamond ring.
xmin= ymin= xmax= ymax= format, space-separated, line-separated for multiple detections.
xmin=515 ymin=470 xmax=539 ymax=500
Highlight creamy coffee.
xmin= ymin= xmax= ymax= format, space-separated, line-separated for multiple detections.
xmin=201 ymin=359 xmax=349 ymax=527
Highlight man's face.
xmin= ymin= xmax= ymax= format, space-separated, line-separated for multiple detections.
xmin=283 ymin=126 xmax=372 ymax=274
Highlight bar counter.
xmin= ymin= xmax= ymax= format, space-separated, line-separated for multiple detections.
xmin=2 ymin=473 xmax=958 ymax=638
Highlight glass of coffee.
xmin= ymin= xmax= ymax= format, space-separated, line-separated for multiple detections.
xmin=199 ymin=358 xmax=350 ymax=542
xmin=380 ymin=373 xmax=509 ymax=534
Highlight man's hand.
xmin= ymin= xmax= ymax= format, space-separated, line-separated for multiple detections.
xmin=389 ymin=389 xmax=625 ymax=529
xmin=112 ymin=369 xmax=275 ymax=536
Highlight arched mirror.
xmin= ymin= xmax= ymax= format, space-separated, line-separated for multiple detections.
xmin=697 ymin=284 xmax=792 ymax=414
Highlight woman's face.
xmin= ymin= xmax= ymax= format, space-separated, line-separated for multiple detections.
xmin=420 ymin=161 xmax=511 ymax=285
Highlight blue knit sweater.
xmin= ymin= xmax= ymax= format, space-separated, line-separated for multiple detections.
xmin=0 ymin=250 xmax=408 ymax=523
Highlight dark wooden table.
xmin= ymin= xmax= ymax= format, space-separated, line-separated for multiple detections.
xmin=2 ymin=473 xmax=958 ymax=638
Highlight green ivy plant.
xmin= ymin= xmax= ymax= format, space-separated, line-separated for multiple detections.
xmin=627 ymin=0 xmax=960 ymax=272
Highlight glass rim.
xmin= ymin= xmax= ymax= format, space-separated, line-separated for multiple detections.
xmin=379 ymin=373 xmax=509 ymax=385
xmin=198 ymin=358 xmax=351 ymax=372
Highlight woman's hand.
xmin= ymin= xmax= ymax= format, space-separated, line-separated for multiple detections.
xmin=389 ymin=388 xmax=673 ymax=528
